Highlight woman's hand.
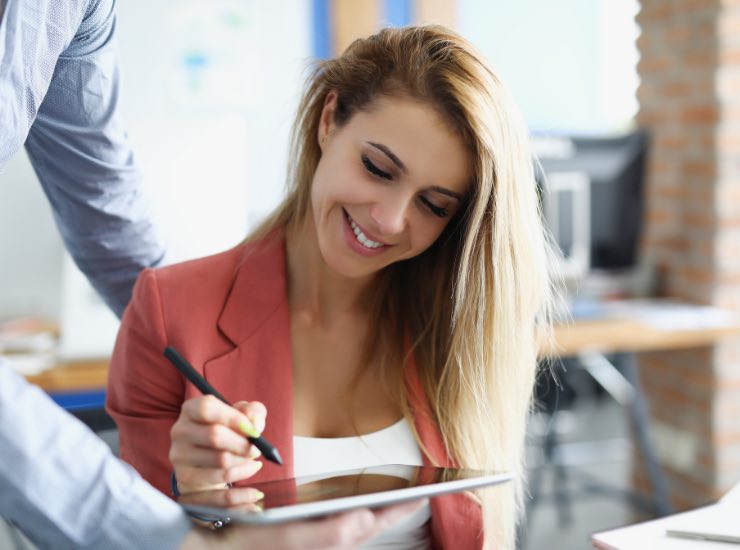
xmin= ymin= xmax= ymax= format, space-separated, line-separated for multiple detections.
xmin=170 ymin=395 xmax=267 ymax=494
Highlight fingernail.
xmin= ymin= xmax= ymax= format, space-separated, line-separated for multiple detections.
xmin=252 ymin=413 xmax=267 ymax=434
xmin=238 ymin=419 xmax=260 ymax=438
xmin=254 ymin=489 xmax=265 ymax=500
xmin=246 ymin=460 xmax=264 ymax=476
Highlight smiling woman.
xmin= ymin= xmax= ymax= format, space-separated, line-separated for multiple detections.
xmin=107 ymin=25 xmax=555 ymax=550
xmin=308 ymin=93 xmax=471 ymax=278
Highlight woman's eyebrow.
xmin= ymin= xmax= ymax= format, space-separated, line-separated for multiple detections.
xmin=367 ymin=141 xmax=407 ymax=173
xmin=429 ymin=186 xmax=463 ymax=202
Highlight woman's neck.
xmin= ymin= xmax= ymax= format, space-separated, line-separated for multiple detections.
xmin=285 ymin=214 xmax=375 ymax=327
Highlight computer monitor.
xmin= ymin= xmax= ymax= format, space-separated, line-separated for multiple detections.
xmin=540 ymin=171 xmax=591 ymax=282
xmin=535 ymin=130 xmax=648 ymax=271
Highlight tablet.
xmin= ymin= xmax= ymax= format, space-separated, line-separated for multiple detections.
xmin=179 ymin=464 xmax=512 ymax=525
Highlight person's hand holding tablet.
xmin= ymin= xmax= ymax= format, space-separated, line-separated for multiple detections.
xmin=193 ymin=501 xmax=427 ymax=550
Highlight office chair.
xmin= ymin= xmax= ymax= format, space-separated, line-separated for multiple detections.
xmin=521 ymin=352 xmax=662 ymax=547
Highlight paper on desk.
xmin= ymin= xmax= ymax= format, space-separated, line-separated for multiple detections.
xmin=599 ymin=299 xmax=740 ymax=331
xmin=0 ymin=352 xmax=56 ymax=376
xmin=0 ymin=318 xmax=58 ymax=375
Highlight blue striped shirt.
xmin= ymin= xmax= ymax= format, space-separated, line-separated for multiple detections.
xmin=0 ymin=0 xmax=167 ymax=317
xmin=0 ymin=363 xmax=192 ymax=549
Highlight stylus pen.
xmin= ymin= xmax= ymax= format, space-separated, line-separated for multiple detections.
xmin=163 ymin=346 xmax=283 ymax=466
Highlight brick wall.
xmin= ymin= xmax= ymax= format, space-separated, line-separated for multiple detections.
xmin=636 ymin=0 xmax=740 ymax=509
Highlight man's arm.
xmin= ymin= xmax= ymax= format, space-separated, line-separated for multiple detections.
xmin=0 ymin=0 xmax=89 ymax=168
xmin=0 ymin=0 xmax=167 ymax=316
xmin=0 ymin=363 xmax=192 ymax=550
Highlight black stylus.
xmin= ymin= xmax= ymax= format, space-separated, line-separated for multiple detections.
xmin=163 ymin=346 xmax=283 ymax=466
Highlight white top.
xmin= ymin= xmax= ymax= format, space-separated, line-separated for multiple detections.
xmin=293 ymin=418 xmax=432 ymax=549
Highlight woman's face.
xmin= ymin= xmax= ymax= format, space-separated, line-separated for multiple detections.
xmin=310 ymin=93 xmax=471 ymax=280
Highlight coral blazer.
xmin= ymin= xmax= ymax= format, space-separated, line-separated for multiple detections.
xmin=106 ymin=231 xmax=484 ymax=549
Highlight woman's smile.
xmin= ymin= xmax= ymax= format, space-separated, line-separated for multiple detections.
xmin=342 ymin=208 xmax=389 ymax=257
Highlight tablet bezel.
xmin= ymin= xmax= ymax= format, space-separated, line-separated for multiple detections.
xmin=179 ymin=465 xmax=512 ymax=525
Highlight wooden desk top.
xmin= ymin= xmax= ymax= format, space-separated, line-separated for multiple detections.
xmin=547 ymin=318 xmax=740 ymax=357
xmin=25 ymin=359 xmax=109 ymax=392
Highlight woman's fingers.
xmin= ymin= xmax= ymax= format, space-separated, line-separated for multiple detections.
xmin=181 ymin=396 xmax=261 ymax=436
xmin=170 ymin=442 xmax=252 ymax=470
xmin=180 ymin=396 xmax=269 ymax=440
xmin=223 ymin=458 xmax=264 ymax=483
xmin=233 ymin=400 xmax=267 ymax=433
xmin=170 ymin=396 xmax=269 ymax=494
xmin=171 ymin=421 xmax=251 ymax=456
xmin=175 ymin=459 xmax=263 ymax=488
xmin=172 ymin=397 xmax=267 ymax=458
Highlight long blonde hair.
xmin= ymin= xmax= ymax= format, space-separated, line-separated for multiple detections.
xmin=253 ymin=25 xmax=554 ymax=548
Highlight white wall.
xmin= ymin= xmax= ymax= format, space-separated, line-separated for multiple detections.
xmin=116 ymin=0 xmax=311 ymax=262
xmin=0 ymin=152 xmax=63 ymax=319
xmin=458 ymin=0 xmax=640 ymax=135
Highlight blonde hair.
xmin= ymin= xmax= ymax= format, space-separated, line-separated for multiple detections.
xmin=253 ymin=25 xmax=554 ymax=549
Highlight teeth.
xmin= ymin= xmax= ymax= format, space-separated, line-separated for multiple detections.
xmin=348 ymin=216 xmax=383 ymax=249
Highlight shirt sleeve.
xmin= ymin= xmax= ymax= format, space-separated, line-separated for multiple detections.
xmin=0 ymin=0 xmax=168 ymax=317
xmin=0 ymin=362 xmax=192 ymax=550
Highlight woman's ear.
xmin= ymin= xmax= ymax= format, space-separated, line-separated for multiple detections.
xmin=318 ymin=91 xmax=338 ymax=151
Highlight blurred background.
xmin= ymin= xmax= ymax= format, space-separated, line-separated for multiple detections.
xmin=3 ymin=1 xmax=740 ymax=548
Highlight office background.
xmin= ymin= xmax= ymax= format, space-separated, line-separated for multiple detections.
xmin=3 ymin=1 xmax=740 ymax=549
xmin=0 ymin=0 xmax=639 ymax=325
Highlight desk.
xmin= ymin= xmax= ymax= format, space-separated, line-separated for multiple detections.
xmin=25 ymin=358 xmax=108 ymax=392
xmin=539 ymin=300 xmax=740 ymax=518
xmin=22 ymin=359 xmax=111 ymax=430
xmin=548 ymin=317 xmax=740 ymax=357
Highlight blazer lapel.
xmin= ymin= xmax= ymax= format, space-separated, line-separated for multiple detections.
xmin=203 ymin=232 xmax=295 ymax=482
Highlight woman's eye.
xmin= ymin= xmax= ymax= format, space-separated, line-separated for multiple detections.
xmin=420 ymin=197 xmax=448 ymax=218
xmin=361 ymin=154 xmax=393 ymax=180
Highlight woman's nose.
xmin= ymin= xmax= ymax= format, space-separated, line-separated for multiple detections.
xmin=369 ymin=194 xmax=411 ymax=235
